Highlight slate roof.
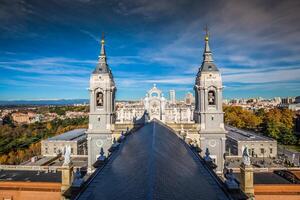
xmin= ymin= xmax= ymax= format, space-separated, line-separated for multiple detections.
xmin=93 ymin=62 xmax=110 ymax=74
xmin=76 ymin=121 xmax=231 ymax=200
xmin=92 ymin=40 xmax=111 ymax=75
xmin=226 ymin=126 xmax=275 ymax=142
xmin=200 ymin=62 xmax=219 ymax=72
xmin=47 ymin=128 xmax=86 ymax=141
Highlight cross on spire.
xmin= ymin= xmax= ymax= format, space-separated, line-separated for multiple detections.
xmin=100 ymin=32 xmax=106 ymax=56
xmin=204 ymin=25 xmax=209 ymax=41
xmin=101 ymin=32 xmax=105 ymax=44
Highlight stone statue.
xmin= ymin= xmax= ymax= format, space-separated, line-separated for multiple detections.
xmin=144 ymin=94 xmax=149 ymax=111
xmin=208 ymin=91 xmax=215 ymax=105
xmin=186 ymin=107 xmax=191 ymax=122
xmin=242 ymin=146 xmax=251 ymax=166
xmin=96 ymin=92 xmax=103 ymax=106
xmin=63 ymin=145 xmax=71 ymax=166
xmin=174 ymin=108 xmax=178 ymax=122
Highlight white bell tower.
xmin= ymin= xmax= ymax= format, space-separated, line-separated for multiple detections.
xmin=87 ymin=35 xmax=116 ymax=173
xmin=194 ymin=29 xmax=227 ymax=173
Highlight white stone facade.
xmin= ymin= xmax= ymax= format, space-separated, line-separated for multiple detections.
xmin=116 ymin=85 xmax=194 ymax=124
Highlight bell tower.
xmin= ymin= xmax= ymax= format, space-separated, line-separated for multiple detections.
xmin=194 ymin=28 xmax=227 ymax=173
xmin=87 ymin=34 xmax=116 ymax=173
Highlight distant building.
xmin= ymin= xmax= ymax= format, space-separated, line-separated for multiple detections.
xmin=226 ymin=126 xmax=277 ymax=158
xmin=65 ymin=111 xmax=88 ymax=119
xmin=11 ymin=112 xmax=31 ymax=123
xmin=273 ymin=97 xmax=281 ymax=104
xmin=117 ymin=85 xmax=194 ymax=123
xmin=295 ymin=96 xmax=300 ymax=104
xmin=281 ymin=97 xmax=295 ymax=104
xmin=11 ymin=112 xmax=40 ymax=124
xmin=288 ymin=103 xmax=300 ymax=111
xmin=169 ymin=89 xmax=176 ymax=104
xmin=41 ymin=129 xmax=87 ymax=156
xmin=279 ymin=96 xmax=300 ymax=111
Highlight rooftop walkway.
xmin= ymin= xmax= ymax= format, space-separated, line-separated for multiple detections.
xmin=76 ymin=121 xmax=230 ymax=200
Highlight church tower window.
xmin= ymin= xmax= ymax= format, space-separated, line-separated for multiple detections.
xmin=96 ymin=91 xmax=104 ymax=107
xmin=208 ymin=90 xmax=216 ymax=105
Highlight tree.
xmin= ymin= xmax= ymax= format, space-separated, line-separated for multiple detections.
xmin=46 ymin=122 xmax=52 ymax=131
xmin=279 ymin=126 xmax=297 ymax=145
xmin=0 ymin=115 xmax=88 ymax=164
xmin=7 ymin=152 xmax=17 ymax=165
xmin=281 ymin=109 xmax=294 ymax=130
xmin=265 ymin=120 xmax=281 ymax=140
xmin=0 ymin=155 xmax=8 ymax=164
xmin=224 ymin=106 xmax=262 ymax=130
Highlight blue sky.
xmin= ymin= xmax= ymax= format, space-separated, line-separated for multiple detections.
xmin=0 ymin=0 xmax=300 ymax=101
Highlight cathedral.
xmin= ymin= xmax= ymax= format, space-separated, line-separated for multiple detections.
xmin=87 ymin=31 xmax=226 ymax=173
xmin=116 ymin=84 xmax=193 ymax=123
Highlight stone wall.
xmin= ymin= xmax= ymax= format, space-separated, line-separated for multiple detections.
xmin=0 ymin=182 xmax=61 ymax=200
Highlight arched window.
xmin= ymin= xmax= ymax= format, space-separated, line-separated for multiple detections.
xmin=208 ymin=90 xmax=216 ymax=105
xmin=96 ymin=91 xmax=104 ymax=106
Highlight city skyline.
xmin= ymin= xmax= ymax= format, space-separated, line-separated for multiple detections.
xmin=1 ymin=0 xmax=300 ymax=101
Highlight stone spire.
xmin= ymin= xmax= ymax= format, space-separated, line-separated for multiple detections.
xmin=93 ymin=33 xmax=110 ymax=74
xmin=200 ymin=27 xmax=219 ymax=72
xmin=203 ymin=27 xmax=213 ymax=63
xmin=100 ymin=32 xmax=106 ymax=57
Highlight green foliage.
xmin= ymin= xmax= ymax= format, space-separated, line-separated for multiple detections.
xmin=37 ymin=105 xmax=89 ymax=115
xmin=0 ymin=116 xmax=88 ymax=164
xmin=224 ymin=106 xmax=262 ymax=130
xmin=279 ymin=126 xmax=297 ymax=145
xmin=224 ymin=106 xmax=298 ymax=145
xmin=265 ymin=120 xmax=281 ymax=140
xmin=49 ymin=106 xmax=89 ymax=115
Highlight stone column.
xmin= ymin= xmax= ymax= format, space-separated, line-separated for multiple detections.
xmin=61 ymin=164 xmax=73 ymax=199
xmin=240 ymin=163 xmax=254 ymax=197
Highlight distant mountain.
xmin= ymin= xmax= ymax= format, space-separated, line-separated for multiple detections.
xmin=0 ymin=99 xmax=89 ymax=106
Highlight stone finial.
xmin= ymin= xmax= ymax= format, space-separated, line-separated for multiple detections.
xmin=111 ymin=137 xmax=120 ymax=150
xmin=72 ymin=168 xmax=84 ymax=187
xmin=180 ymin=126 xmax=185 ymax=137
xmin=120 ymin=131 xmax=126 ymax=141
xmin=225 ymin=169 xmax=239 ymax=190
xmin=242 ymin=146 xmax=251 ymax=166
xmin=204 ymin=148 xmax=212 ymax=162
xmin=98 ymin=148 xmax=106 ymax=161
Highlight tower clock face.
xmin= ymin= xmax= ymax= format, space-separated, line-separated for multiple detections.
xmin=96 ymin=139 xmax=104 ymax=148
